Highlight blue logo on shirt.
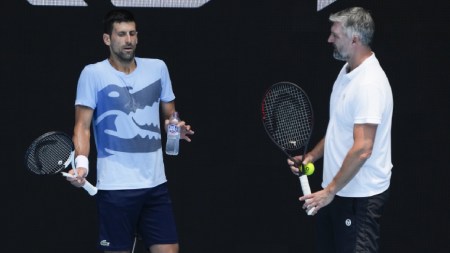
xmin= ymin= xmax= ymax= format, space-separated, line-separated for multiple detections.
xmin=94 ymin=80 xmax=162 ymax=157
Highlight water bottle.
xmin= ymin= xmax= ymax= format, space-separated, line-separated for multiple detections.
xmin=165 ymin=111 xmax=180 ymax=155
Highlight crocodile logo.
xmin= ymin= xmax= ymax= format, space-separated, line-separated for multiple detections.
xmin=94 ymin=80 xmax=162 ymax=157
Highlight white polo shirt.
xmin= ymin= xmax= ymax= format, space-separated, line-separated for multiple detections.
xmin=323 ymin=53 xmax=393 ymax=197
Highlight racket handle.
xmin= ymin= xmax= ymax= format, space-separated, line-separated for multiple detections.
xmin=62 ymin=172 xmax=98 ymax=196
xmin=82 ymin=180 xmax=98 ymax=196
xmin=299 ymin=175 xmax=315 ymax=215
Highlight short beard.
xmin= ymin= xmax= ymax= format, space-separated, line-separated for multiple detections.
xmin=117 ymin=51 xmax=135 ymax=63
xmin=333 ymin=49 xmax=348 ymax=62
xmin=111 ymin=46 xmax=135 ymax=63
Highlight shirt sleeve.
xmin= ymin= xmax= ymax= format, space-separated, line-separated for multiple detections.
xmin=352 ymin=82 xmax=384 ymax=124
xmin=75 ymin=65 xmax=97 ymax=109
xmin=159 ymin=61 xmax=176 ymax=103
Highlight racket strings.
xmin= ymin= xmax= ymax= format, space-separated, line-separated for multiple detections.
xmin=263 ymin=84 xmax=313 ymax=150
xmin=26 ymin=133 xmax=74 ymax=175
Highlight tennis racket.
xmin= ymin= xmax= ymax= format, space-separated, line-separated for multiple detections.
xmin=261 ymin=81 xmax=315 ymax=215
xmin=24 ymin=131 xmax=98 ymax=196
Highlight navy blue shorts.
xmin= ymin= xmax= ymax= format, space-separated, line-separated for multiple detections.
xmin=315 ymin=189 xmax=389 ymax=253
xmin=96 ymin=183 xmax=178 ymax=251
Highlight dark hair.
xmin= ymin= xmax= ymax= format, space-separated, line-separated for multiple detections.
xmin=103 ymin=9 xmax=136 ymax=35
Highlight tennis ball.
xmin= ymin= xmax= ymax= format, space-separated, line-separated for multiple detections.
xmin=303 ymin=162 xmax=315 ymax=176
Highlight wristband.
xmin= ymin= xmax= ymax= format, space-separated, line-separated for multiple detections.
xmin=75 ymin=155 xmax=89 ymax=176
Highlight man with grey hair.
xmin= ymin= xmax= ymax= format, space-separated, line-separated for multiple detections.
xmin=288 ymin=7 xmax=393 ymax=252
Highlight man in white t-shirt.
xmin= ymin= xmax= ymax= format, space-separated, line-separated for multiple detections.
xmin=66 ymin=9 xmax=194 ymax=253
xmin=288 ymin=7 xmax=393 ymax=253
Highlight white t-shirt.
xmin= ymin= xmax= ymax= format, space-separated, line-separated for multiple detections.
xmin=323 ymin=53 xmax=393 ymax=197
xmin=75 ymin=57 xmax=175 ymax=190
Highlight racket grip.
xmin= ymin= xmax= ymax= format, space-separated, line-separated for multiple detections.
xmin=299 ymin=175 xmax=315 ymax=215
xmin=61 ymin=172 xmax=98 ymax=196
xmin=82 ymin=180 xmax=98 ymax=196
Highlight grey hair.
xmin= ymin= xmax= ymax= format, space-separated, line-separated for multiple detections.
xmin=329 ymin=7 xmax=374 ymax=46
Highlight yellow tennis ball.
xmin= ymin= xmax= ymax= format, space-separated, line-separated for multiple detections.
xmin=303 ymin=162 xmax=315 ymax=176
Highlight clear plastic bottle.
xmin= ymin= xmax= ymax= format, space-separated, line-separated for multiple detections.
xmin=165 ymin=111 xmax=180 ymax=155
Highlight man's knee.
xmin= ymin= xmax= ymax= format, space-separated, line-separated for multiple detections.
xmin=149 ymin=243 xmax=179 ymax=253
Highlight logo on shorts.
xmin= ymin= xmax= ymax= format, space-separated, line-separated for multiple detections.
xmin=345 ymin=219 xmax=352 ymax=226
xmin=100 ymin=240 xmax=111 ymax=247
